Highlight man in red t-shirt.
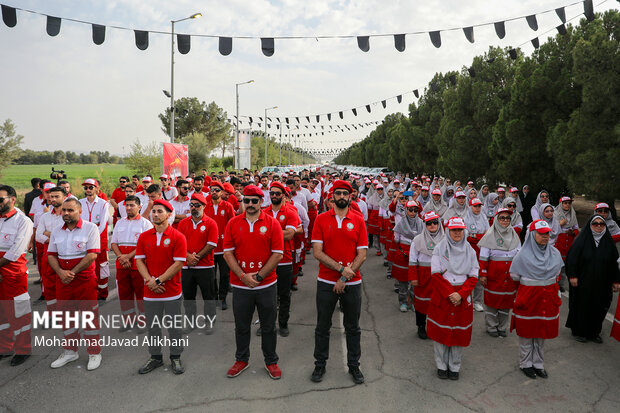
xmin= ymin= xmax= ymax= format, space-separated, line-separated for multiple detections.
xmin=177 ymin=193 xmax=219 ymax=334
xmin=135 ymin=199 xmax=187 ymax=375
xmin=310 ymin=180 xmax=368 ymax=385
xmin=109 ymin=176 xmax=128 ymax=226
xmin=223 ymin=185 xmax=284 ymax=380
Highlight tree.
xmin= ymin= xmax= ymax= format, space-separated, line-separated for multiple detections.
xmin=124 ymin=140 xmax=162 ymax=177
xmin=0 ymin=119 xmax=24 ymax=176
xmin=183 ymin=132 xmax=214 ymax=172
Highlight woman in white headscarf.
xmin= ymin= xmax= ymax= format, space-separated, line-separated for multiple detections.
xmin=442 ymin=191 xmax=469 ymax=224
xmin=409 ymin=211 xmax=445 ymax=340
xmin=417 ymin=186 xmax=431 ymax=209
xmin=594 ymin=203 xmax=620 ymax=242
xmin=367 ymin=183 xmax=384 ymax=253
xmin=463 ymin=198 xmax=490 ymax=312
xmin=566 ymin=215 xmax=620 ymax=343
xmin=482 ymin=193 xmax=500 ymax=225
xmin=478 ymin=208 xmax=521 ymax=338
xmin=478 ymin=184 xmax=490 ymax=203
xmin=441 ymin=186 xmax=455 ymax=206
xmin=530 ymin=190 xmax=550 ymax=221
xmin=502 ymin=198 xmax=524 ymax=236
xmin=391 ymin=201 xmax=423 ymax=312
xmin=554 ymin=196 xmax=579 ymax=261
xmin=538 ymin=203 xmax=560 ymax=247
xmin=423 ymin=188 xmax=448 ymax=217
xmin=508 ymin=187 xmax=524 ymax=213
xmin=510 ymin=219 xmax=564 ymax=380
xmin=467 ymin=188 xmax=478 ymax=202
xmin=427 ymin=217 xmax=479 ymax=381
xmin=379 ymin=187 xmax=395 ymax=273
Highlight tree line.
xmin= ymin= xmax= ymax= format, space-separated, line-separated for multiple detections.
xmin=334 ymin=11 xmax=619 ymax=202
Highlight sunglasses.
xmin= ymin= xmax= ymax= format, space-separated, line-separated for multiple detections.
xmin=507 ymin=204 xmax=516 ymax=208
xmin=0 ymin=197 xmax=9 ymax=203
xmin=181 ymin=186 xmax=191 ymax=191
xmin=591 ymin=222 xmax=606 ymax=227
xmin=333 ymin=190 xmax=350 ymax=196
xmin=270 ymin=191 xmax=283 ymax=197
xmin=596 ymin=208 xmax=609 ymax=213
xmin=243 ymin=198 xmax=260 ymax=205
xmin=540 ymin=194 xmax=549 ymax=198
xmin=425 ymin=220 xmax=439 ymax=226
xmin=498 ymin=216 xmax=511 ymax=221
xmin=84 ymin=186 xmax=95 ymax=190
xmin=407 ymin=208 xmax=418 ymax=213
xmin=210 ymin=188 xmax=221 ymax=192
xmin=189 ymin=202 xmax=203 ymax=208
xmin=376 ymin=188 xmax=384 ymax=191
xmin=119 ymin=180 xmax=127 ymax=184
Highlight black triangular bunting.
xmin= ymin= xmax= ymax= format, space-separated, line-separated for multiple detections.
xmin=46 ymin=16 xmax=61 ymax=37
xmin=394 ymin=34 xmax=406 ymax=52
xmin=357 ymin=36 xmax=370 ymax=52
xmin=494 ymin=21 xmax=506 ymax=39
xmin=429 ymin=31 xmax=441 ymax=48
xmin=463 ymin=26 xmax=474 ymax=43
xmin=261 ymin=38 xmax=274 ymax=57
xmin=219 ymin=37 xmax=232 ymax=55
xmin=92 ymin=24 xmax=105 ymax=45
xmin=134 ymin=30 xmax=149 ymax=50
xmin=177 ymin=34 xmax=190 ymax=54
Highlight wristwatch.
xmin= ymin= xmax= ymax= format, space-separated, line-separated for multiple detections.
xmin=339 ymin=275 xmax=348 ymax=283
xmin=256 ymin=272 xmax=264 ymax=282
xmin=155 ymin=277 xmax=162 ymax=286
xmin=338 ymin=266 xmax=345 ymax=274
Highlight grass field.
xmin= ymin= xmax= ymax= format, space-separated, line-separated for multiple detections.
xmin=0 ymin=164 xmax=133 ymax=190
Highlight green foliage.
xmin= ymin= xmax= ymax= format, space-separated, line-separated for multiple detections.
xmin=0 ymin=119 xmax=24 ymax=176
xmin=335 ymin=11 xmax=619 ymax=199
xmin=124 ymin=140 xmax=161 ymax=177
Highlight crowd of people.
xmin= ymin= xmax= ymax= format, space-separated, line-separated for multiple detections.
xmin=0 ymin=168 xmax=619 ymax=383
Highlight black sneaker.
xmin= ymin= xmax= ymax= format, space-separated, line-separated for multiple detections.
xmin=348 ymin=366 xmax=364 ymax=384
xmin=311 ymin=366 xmax=326 ymax=382
xmin=574 ymin=335 xmax=587 ymax=343
xmin=256 ymin=328 xmax=262 ymax=336
xmin=10 ymin=354 xmax=30 ymax=366
xmin=291 ymin=284 xmax=298 ymax=291
xmin=138 ymin=357 xmax=164 ymax=374
xmin=590 ymin=335 xmax=603 ymax=344
xmin=221 ymin=300 xmax=228 ymax=310
xmin=487 ymin=330 xmax=499 ymax=338
xmin=182 ymin=326 xmax=194 ymax=335
xmin=437 ymin=369 xmax=448 ymax=379
xmin=448 ymin=370 xmax=459 ymax=380
xmin=297 ymin=269 xmax=303 ymax=277
xmin=171 ymin=358 xmax=185 ymax=375
xmin=417 ymin=326 xmax=428 ymax=340
xmin=279 ymin=326 xmax=290 ymax=337
xmin=497 ymin=330 xmax=507 ymax=338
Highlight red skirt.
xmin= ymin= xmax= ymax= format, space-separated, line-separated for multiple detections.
xmin=467 ymin=234 xmax=483 ymax=260
xmin=511 ymin=282 xmax=561 ymax=339
xmin=611 ymin=297 xmax=620 ymax=342
xmin=390 ymin=241 xmax=410 ymax=282
xmin=368 ymin=210 xmax=380 ymax=235
xmin=555 ymin=231 xmax=577 ymax=261
xmin=427 ymin=276 xmax=475 ymax=347
xmin=483 ymin=259 xmax=517 ymax=309
xmin=411 ymin=264 xmax=432 ymax=314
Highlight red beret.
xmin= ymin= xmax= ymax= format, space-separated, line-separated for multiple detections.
xmin=153 ymin=199 xmax=173 ymax=213
xmin=332 ymin=180 xmax=353 ymax=193
xmin=270 ymin=181 xmax=287 ymax=193
xmin=222 ymin=183 xmax=235 ymax=194
xmin=191 ymin=193 xmax=207 ymax=205
xmin=284 ymin=187 xmax=292 ymax=196
xmin=210 ymin=181 xmax=224 ymax=191
xmin=243 ymin=185 xmax=264 ymax=198
xmin=204 ymin=176 xmax=212 ymax=186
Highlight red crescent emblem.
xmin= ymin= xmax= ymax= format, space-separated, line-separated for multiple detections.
xmin=3 ymin=234 xmax=10 ymax=240
xmin=76 ymin=242 xmax=84 ymax=248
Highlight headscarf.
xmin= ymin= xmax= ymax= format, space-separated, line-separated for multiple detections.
xmin=482 ymin=193 xmax=500 ymax=218
xmin=509 ymin=192 xmax=524 ymax=213
xmin=602 ymin=212 xmax=620 ymax=236
xmin=423 ymin=194 xmax=448 ymax=216
xmin=367 ymin=186 xmax=384 ymax=208
xmin=442 ymin=185 xmax=455 ymax=205
xmin=463 ymin=205 xmax=489 ymax=235
xmin=502 ymin=198 xmax=523 ymax=228
xmin=413 ymin=218 xmax=445 ymax=257
xmin=433 ymin=230 xmax=479 ymax=275
xmin=417 ymin=191 xmax=430 ymax=207
xmin=394 ymin=213 xmax=423 ymax=241
xmin=478 ymin=211 xmax=521 ymax=251
xmin=553 ymin=199 xmax=578 ymax=229
xmin=510 ymin=229 xmax=564 ymax=281
xmin=478 ymin=184 xmax=489 ymax=203
xmin=539 ymin=203 xmax=561 ymax=240
xmin=378 ymin=190 xmax=392 ymax=211
xmin=442 ymin=198 xmax=469 ymax=221
xmin=467 ymin=188 xmax=477 ymax=200
xmin=533 ymin=190 xmax=549 ymax=214
xmin=591 ymin=215 xmax=607 ymax=247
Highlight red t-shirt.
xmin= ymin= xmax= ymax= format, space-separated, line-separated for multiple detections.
xmin=135 ymin=225 xmax=187 ymax=300
xmin=111 ymin=187 xmax=126 ymax=204
xmin=98 ymin=192 xmax=108 ymax=201
xmin=176 ymin=215 xmax=219 ymax=268
xmin=226 ymin=196 xmax=240 ymax=213
xmin=311 ymin=208 xmax=368 ymax=285
xmin=263 ymin=203 xmax=300 ymax=265
xmin=223 ymin=211 xmax=284 ymax=289
xmin=204 ymin=199 xmax=236 ymax=254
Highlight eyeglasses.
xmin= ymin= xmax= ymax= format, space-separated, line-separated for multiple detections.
xmin=333 ymin=190 xmax=350 ymax=196
xmin=189 ymin=203 xmax=203 ymax=208
xmin=407 ymin=208 xmax=418 ymax=213
xmin=595 ymin=208 xmax=609 ymax=213
xmin=425 ymin=220 xmax=439 ymax=226
xmin=0 ymin=197 xmax=9 ymax=203
xmin=540 ymin=194 xmax=549 ymax=198
xmin=243 ymin=198 xmax=260 ymax=205
xmin=591 ymin=222 xmax=606 ymax=228
xmin=376 ymin=188 xmax=384 ymax=191
xmin=210 ymin=188 xmax=221 ymax=193
xmin=270 ymin=191 xmax=283 ymax=197
xmin=498 ymin=216 xmax=511 ymax=221
xmin=84 ymin=186 xmax=95 ymax=190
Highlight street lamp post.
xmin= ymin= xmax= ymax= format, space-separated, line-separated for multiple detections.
xmin=279 ymin=121 xmax=282 ymax=166
xmin=264 ymin=106 xmax=277 ymax=169
xmin=169 ymin=12 xmax=202 ymax=143
xmin=234 ymin=80 xmax=254 ymax=170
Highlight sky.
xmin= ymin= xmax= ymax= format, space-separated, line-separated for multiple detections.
xmin=0 ymin=0 xmax=616 ymax=159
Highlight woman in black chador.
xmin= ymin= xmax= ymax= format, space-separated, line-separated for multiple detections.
xmin=565 ymin=215 xmax=620 ymax=343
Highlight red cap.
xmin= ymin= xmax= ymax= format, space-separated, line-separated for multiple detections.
xmin=510 ymin=187 xmax=518 ymax=193
xmin=497 ymin=187 xmax=506 ymax=192
xmin=467 ymin=181 xmax=474 ymax=185
xmin=560 ymin=196 xmax=572 ymax=203
xmin=393 ymin=179 xmax=400 ymax=184
xmin=159 ymin=174 xmax=170 ymax=180
xmin=332 ymin=180 xmax=353 ymax=193
xmin=82 ymin=178 xmax=99 ymax=187
xmin=270 ymin=181 xmax=287 ymax=193
xmin=495 ymin=207 xmax=512 ymax=216
xmin=142 ymin=176 xmax=153 ymax=183
xmin=469 ymin=198 xmax=483 ymax=206
xmin=223 ymin=183 xmax=235 ymax=194
xmin=432 ymin=188 xmax=442 ymax=195
xmin=406 ymin=200 xmax=421 ymax=210
xmin=446 ymin=217 xmax=467 ymax=229
xmin=595 ymin=202 xmax=609 ymax=210
xmin=210 ymin=181 xmax=224 ymax=191
xmin=423 ymin=211 xmax=441 ymax=222
xmin=529 ymin=219 xmax=552 ymax=233
xmin=421 ymin=186 xmax=429 ymax=191
xmin=186 ymin=177 xmax=193 ymax=184
xmin=43 ymin=182 xmax=56 ymax=191
xmin=190 ymin=193 xmax=207 ymax=205
xmin=243 ymin=185 xmax=264 ymax=198
xmin=153 ymin=199 xmax=173 ymax=213
xmin=455 ymin=191 xmax=466 ymax=198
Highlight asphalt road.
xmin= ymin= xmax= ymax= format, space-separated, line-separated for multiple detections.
xmin=0 ymin=249 xmax=619 ymax=413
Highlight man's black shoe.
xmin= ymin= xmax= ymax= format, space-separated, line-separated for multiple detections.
xmin=221 ymin=300 xmax=228 ymax=310
xmin=591 ymin=335 xmax=603 ymax=344
xmin=521 ymin=367 xmax=537 ymax=379
xmin=291 ymin=284 xmax=298 ymax=291
xmin=171 ymin=358 xmax=185 ymax=375
xmin=574 ymin=335 xmax=587 ymax=343
xmin=417 ymin=326 xmax=427 ymax=340
xmin=297 ymin=269 xmax=303 ymax=277
xmin=10 ymin=355 xmax=30 ymax=366
xmin=279 ymin=326 xmax=289 ymax=337
xmin=534 ymin=368 xmax=548 ymax=378
xmin=437 ymin=369 xmax=448 ymax=379
xmin=311 ymin=366 xmax=326 ymax=382
xmin=138 ymin=357 xmax=164 ymax=374
xmin=348 ymin=366 xmax=364 ymax=384
xmin=448 ymin=370 xmax=459 ymax=380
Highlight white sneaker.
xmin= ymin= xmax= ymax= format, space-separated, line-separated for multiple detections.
xmin=50 ymin=350 xmax=79 ymax=368
xmin=473 ymin=303 xmax=484 ymax=312
xmin=87 ymin=354 xmax=102 ymax=371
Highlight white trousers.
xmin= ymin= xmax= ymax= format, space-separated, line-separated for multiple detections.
xmin=434 ymin=342 xmax=462 ymax=372
xmin=519 ymin=337 xmax=545 ymax=369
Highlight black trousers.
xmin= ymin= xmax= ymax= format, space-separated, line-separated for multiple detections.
xmin=214 ymin=254 xmax=230 ymax=301
xmin=276 ymin=264 xmax=293 ymax=328
xmin=144 ymin=298 xmax=183 ymax=358
xmin=314 ymin=281 xmax=361 ymax=368
xmin=415 ymin=310 xmax=427 ymax=328
xmin=232 ymin=284 xmax=278 ymax=365
xmin=181 ymin=268 xmax=217 ymax=320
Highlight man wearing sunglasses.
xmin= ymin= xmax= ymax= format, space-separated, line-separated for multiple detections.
xmin=169 ymin=180 xmax=191 ymax=228
xmin=79 ymin=178 xmax=110 ymax=302
xmin=205 ymin=181 xmax=236 ymax=310
xmin=159 ymin=174 xmax=178 ymax=201
xmin=223 ymin=185 xmax=284 ymax=380
xmin=110 ymin=176 xmax=129 ymax=214
xmin=311 ymin=180 xmax=368 ymax=385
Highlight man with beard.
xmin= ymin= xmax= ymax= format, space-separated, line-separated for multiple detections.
xmin=47 ymin=198 xmax=102 ymax=370
xmin=79 ymin=179 xmax=110 ymax=302
xmin=177 ymin=193 xmax=219 ymax=334
xmin=169 ymin=180 xmax=191 ymax=227
xmin=159 ymin=174 xmax=178 ymax=201
xmin=260 ymin=175 xmax=271 ymax=207
xmin=205 ymin=181 xmax=236 ymax=310
xmin=109 ymin=176 xmax=128 ymax=225
xmin=142 ymin=184 xmax=176 ymax=226
xmin=260 ymin=182 xmax=300 ymax=337
xmin=35 ymin=186 xmax=66 ymax=313
xmin=135 ymin=199 xmax=187 ymax=375
xmin=351 ymin=184 xmax=368 ymax=221
xmin=310 ymin=180 xmax=368 ymax=385
xmin=223 ymin=185 xmax=284 ymax=380
xmin=110 ymin=195 xmax=153 ymax=331
xmin=0 ymin=185 xmax=34 ymax=366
